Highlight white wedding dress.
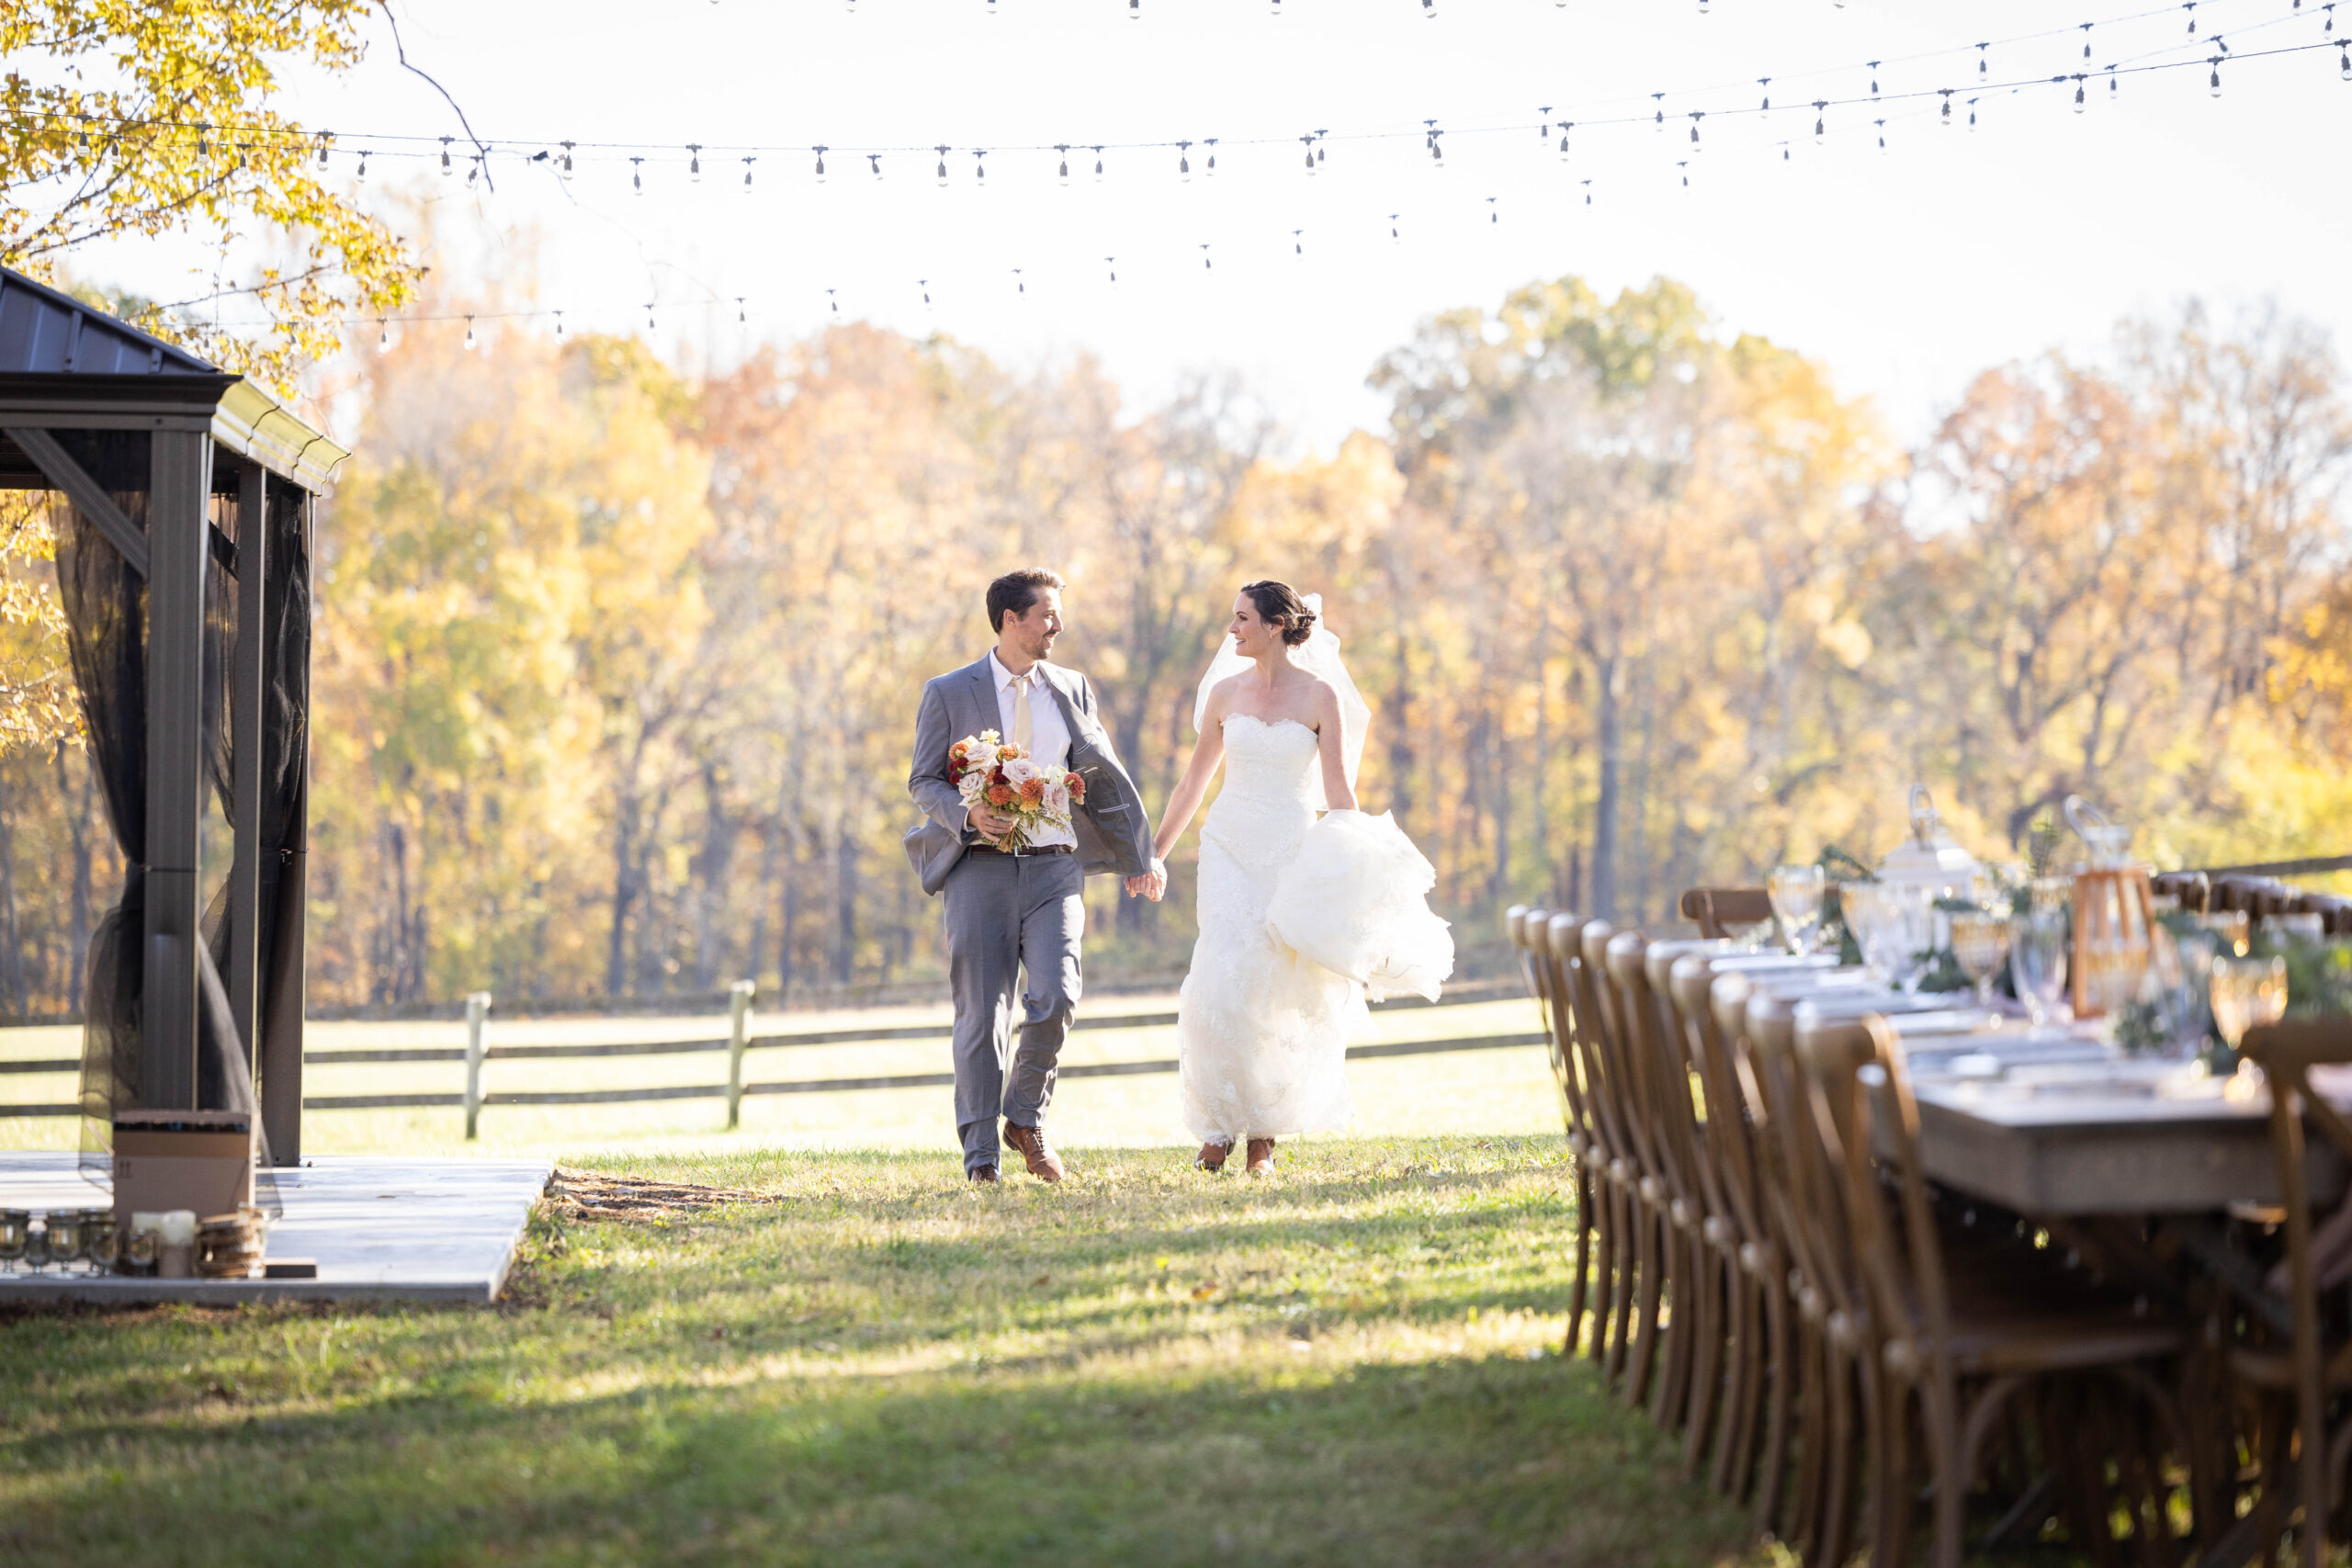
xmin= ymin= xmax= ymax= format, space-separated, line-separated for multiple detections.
xmin=1175 ymin=711 xmax=1455 ymax=1145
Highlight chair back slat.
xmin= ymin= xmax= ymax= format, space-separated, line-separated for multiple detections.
xmin=1681 ymin=886 xmax=1775 ymax=940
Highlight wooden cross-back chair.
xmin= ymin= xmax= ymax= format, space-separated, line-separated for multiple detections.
xmin=1802 ymin=1013 xmax=2199 ymax=1568
xmin=1681 ymin=886 xmax=1775 ymax=940
xmin=1577 ymin=917 xmax=1669 ymax=1397
xmin=1509 ymin=905 xmax=1602 ymax=1360
xmin=2235 ymin=1020 xmax=2352 ymax=1568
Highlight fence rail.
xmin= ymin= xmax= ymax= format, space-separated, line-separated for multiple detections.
xmin=0 ymin=981 xmax=1540 ymax=1127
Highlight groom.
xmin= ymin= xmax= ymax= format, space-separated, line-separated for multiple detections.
xmin=905 ymin=569 xmax=1161 ymax=1184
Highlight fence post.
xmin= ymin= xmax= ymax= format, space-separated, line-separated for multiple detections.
xmin=727 ymin=979 xmax=755 ymax=1130
xmin=464 ymin=990 xmax=492 ymax=1140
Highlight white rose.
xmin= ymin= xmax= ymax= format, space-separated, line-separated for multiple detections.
xmin=1002 ymin=757 xmax=1040 ymax=788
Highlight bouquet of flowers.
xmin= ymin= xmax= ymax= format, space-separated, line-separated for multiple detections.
xmin=949 ymin=729 xmax=1085 ymax=852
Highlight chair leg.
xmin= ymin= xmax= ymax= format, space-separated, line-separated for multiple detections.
xmin=1815 ymin=1347 xmax=1860 ymax=1568
xmin=1566 ymin=1163 xmax=1593 ymax=1356
xmin=1654 ymin=1223 xmax=1697 ymax=1433
xmin=1790 ymin=1316 xmax=1828 ymax=1557
xmin=1626 ymin=1205 xmax=1665 ymax=1410
xmin=1749 ymin=1274 xmax=1796 ymax=1538
xmin=1875 ymin=1377 xmax=1916 ymax=1568
xmin=1606 ymin=1182 xmax=1637 ymax=1382
xmin=1712 ymin=1263 xmax=1758 ymax=1497
xmin=1682 ymin=1243 xmax=1728 ymax=1476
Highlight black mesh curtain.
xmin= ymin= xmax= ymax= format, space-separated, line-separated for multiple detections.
xmin=254 ymin=480 xmax=311 ymax=1129
xmin=53 ymin=431 xmax=151 ymax=1163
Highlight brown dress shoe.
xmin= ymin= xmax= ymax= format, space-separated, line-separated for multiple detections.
xmin=1003 ymin=1123 xmax=1064 ymax=1183
xmin=968 ymin=1165 xmax=1001 ymax=1184
xmin=1246 ymin=1137 xmax=1277 ymax=1174
xmin=1196 ymin=1141 xmax=1233 ymax=1172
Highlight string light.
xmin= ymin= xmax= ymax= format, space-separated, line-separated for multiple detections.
xmin=1092 ymin=145 xmax=1105 ymax=181
xmin=2074 ymin=73 xmax=2086 ymax=110
xmin=1057 ymin=143 xmax=1071 ymax=184
xmin=1012 ymin=267 xmax=1023 ymax=296
xmin=1939 ymin=88 xmax=1954 ymax=125
xmin=554 ymin=310 xmax=563 ymax=338
xmin=316 ymin=133 xmax=330 ymax=168
xmin=921 ymin=279 xmax=931 ymax=305
xmin=1977 ymin=41 xmax=1989 ymax=75
xmin=2210 ymin=55 xmax=2223 ymax=94
xmin=1389 ymin=212 xmax=1401 ymax=243
xmin=1316 ymin=130 xmax=1327 ymax=168
xmin=1301 ymin=133 xmax=1317 ymax=174
xmin=631 ymin=155 xmax=643 ymax=194
xmin=827 ymin=288 xmax=839 ymax=315
xmin=1204 ymin=137 xmax=1217 ymax=176
xmin=1556 ymin=121 xmax=1571 ymax=161
xmin=1199 ymin=243 xmax=1212 ymax=270
xmin=1968 ymin=96 xmax=1979 ymax=129
xmin=559 ymin=141 xmax=573 ymax=181
xmin=736 ymin=297 xmax=745 ymax=325
xmin=1293 ymin=228 xmax=1304 ymax=254
xmin=439 ymin=135 xmax=452 ymax=175
xmin=1128 ymin=0 xmax=1138 ymax=17
xmin=1869 ymin=62 xmax=1882 ymax=97
xmin=2341 ymin=41 xmax=2350 ymax=74
xmin=463 ymin=315 xmax=477 ymax=351
xmin=1677 ymin=159 xmax=1689 ymax=188
xmin=376 ymin=318 xmax=390 ymax=354
xmin=1758 ymin=78 xmax=1771 ymax=114
xmin=1875 ymin=118 xmax=1887 ymax=151
xmin=1421 ymin=0 xmax=1435 ymax=17
xmin=869 ymin=153 xmax=883 ymax=180
xmin=974 ymin=149 xmax=987 ymax=185
xmin=2186 ymin=1 xmax=2198 ymax=35
xmin=1486 ymin=196 xmax=1498 ymax=224
xmin=1104 ymin=257 xmax=1115 ymax=284
xmin=1689 ymin=110 xmax=1703 ymax=152
xmin=645 ymin=302 xmax=655 ymax=330
xmin=1178 ymin=140 xmax=1192 ymax=179
xmin=1813 ymin=100 xmax=1826 ymax=142
xmin=2082 ymin=21 xmax=2094 ymax=59
xmin=813 ymin=144 xmax=827 ymax=183
xmin=688 ymin=143 xmax=702 ymax=182
xmin=466 ymin=155 xmax=481 ymax=189
xmin=935 ymin=145 xmax=950 ymax=186
xmin=1580 ymin=178 xmax=1591 ymax=205
xmin=742 ymin=155 xmax=755 ymax=192
xmin=1652 ymin=93 xmax=1665 ymax=130
xmin=357 ymin=149 xmax=369 ymax=180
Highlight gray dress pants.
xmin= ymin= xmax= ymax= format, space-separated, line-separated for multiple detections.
xmin=943 ymin=850 xmax=1085 ymax=1173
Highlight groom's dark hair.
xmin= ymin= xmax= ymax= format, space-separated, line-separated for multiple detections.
xmin=988 ymin=568 xmax=1066 ymax=633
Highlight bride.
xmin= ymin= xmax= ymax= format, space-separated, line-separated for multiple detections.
xmin=1143 ymin=581 xmax=1453 ymax=1174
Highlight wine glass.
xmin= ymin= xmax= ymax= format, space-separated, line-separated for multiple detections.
xmin=0 ymin=1209 xmax=26 ymax=1275
xmin=1949 ymin=913 xmax=2013 ymax=1007
xmin=2209 ymin=955 xmax=2288 ymax=1067
xmin=2010 ymin=906 xmax=2071 ymax=1026
xmin=1769 ymin=863 xmax=1826 ymax=953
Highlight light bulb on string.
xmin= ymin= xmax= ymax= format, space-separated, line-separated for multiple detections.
xmin=1557 ymin=123 xmax=1571 ymax=161
xmin=376 ymin=318 xmax=390 ymax=354
xmin=868 ymin=153 xmax=883 ymax=180
xmin=1272 ymin=0 xmax=1281 ymax=12
xmin=1128 ymin=0 xmax=1138 ymax=17
xmin=920 ymin=279 xmax=932 ymax=306
xmin=1868 ymin=62 xmax=1881 ymax=97
xmin=357 ymin=150 xmax=369 ymax=180
xmin=439 ymin=135 xmax=452 ymax=175
xmin=1677 ymin=160 xmax=1689 ymax=188
xmin=317 ymin=133 xmax=330 ymax=169
xmin=1104 ymin=257 xmax=1116 ymax=284
xmin=1178 ymin=141 xmax=1192 ymax=180
xmin=2081 ymin=22 xmax=2093 ymax=59
xmin=554 ymin=310 xmax=564 ymax=339
xmin=1697 ymin=0 xmax=1708 ymax=13
xmin=1301 ymin=133 xmax=1317 ymax=174
xmin=1813 ymin=100 xmax=1826 ymax=142
xmin=1316 ymin=130 xmax=1327 ymax=166
xmin=827 ymin=288 xmax=839 ymax=315
xmin=845 ymin=0 xmax=854 ymax=10
xmin=813 ymin=145 xmax=827 ymax=183
xmin=1293 ymin=228 xmax=1304 ymax=255
xmin=735 ymin=298 xmax=745 ymax=325
xmin=1875 ymin=118 xmax=1886 ymax=151
xmin=1968 ymin=97 xmax=1978 ymax=130
xmin=1012 ymin=268 xmax=1023 ymax=296
xmin=2074 ymin=75 xmax=2086 ymax=112
xmin=2341 ymin=42 xmax=2350 ymax=75
xmin=2328 ymin=5 xmax=2338 ymax=37
xmin=631 ymin=156 xmax=644 ymax=194
xmin=466 ymin=156 xmax=480 ymax=189
xmin=2185 ymin=2 xmax=2197 ymax=35
xmin=973 ymin=149 xmax=987 ymax=185
xmin=2109 ymin=64 xmax=2119 ymax=96
xmin=646 ymin=303 xmax=656 ymax=331
xmin=1092 ymin=146 xmax=1105 ymax=180
xmin=1486 ymin=196 xmax=1498 ymax=224
xmin=463 ymin=315 xmax=477 ymax=351
xmin=559 ymin=141 xmax=573 ymax=182
xmin=688 ymin=144 xmax=702 ymax=182
xmin=1421 ymin=0 xmax=1435 ymax=17
xmin=742 ymin=156 xmax=755 ymax=192
xmin=1388 ymin=212 xmax=1401 ymax=243
xmin=1689 ymin=111 xmax=1702 ymax=152
xmin=1652 ymin=93 xmax=1665 ymax=130
xmin=2210 ymin=57 xmax=2222 ymax=96
xmin=1580 ymin=177 xmax=1593 ymax=205
xmin=1939 ymin=89 xmax=1953 ymax=126
xmin=1200 ymin=243 xmax=1212 ymax=270
xmin=987 ymin=0 xmax=997 ymax=13
xmin=1057 ymin=143 xmax=1070 ymax=184
xmin=936 ymin=145 xmax=951 ymax=185
xmin=1758 ymin=78 xmax=1771 ymax=114
xmin=1779 ymin=141 xmax=1789 ymax=162
xmin=1537 ymin=106 xmax=1552 ymax=141
xmin=1977 ymin=42 xmax=1988 ymax=76
xmin=1204 ymin=139 xmax=1217 ymax=176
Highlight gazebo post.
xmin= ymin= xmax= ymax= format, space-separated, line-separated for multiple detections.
xmin=141 ymin=427 xmax=214 ymax=1110
xmin=228 ymin=458 xmax=267 ymax=1129
xmin=257 ymin=489 xmax=312 ymax=1164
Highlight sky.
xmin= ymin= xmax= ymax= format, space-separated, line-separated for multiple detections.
xmin=56 ymin=0 xmax=2352 ymax=454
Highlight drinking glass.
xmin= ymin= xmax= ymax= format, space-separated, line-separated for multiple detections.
xmin=2196 ymin=909 xmax=2251 ymax=958
xmin=42 ymin=1210 xmax=83 ymax=1273
xmin=0 ymin=1209 xmax=26 ymax=1274
xmin=1769 ymin=863 xmax=1826 ymax=953
xmin=2010 ymin=907 xmax=2072 ymax=1025
xmin=80 ymin=1211 xmax=118 ymax=1275
xmin=1949 ymin=913 xmax=2013 ymax=1006
xmin=22 ymin=1223 xmax=50 ymax=1274
xmin=2210 ymin=955 xmax=2289 ymax=1059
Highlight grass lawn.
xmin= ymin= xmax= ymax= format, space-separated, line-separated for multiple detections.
xmin=0 ymin=1134 xmax=1773 ymax=1567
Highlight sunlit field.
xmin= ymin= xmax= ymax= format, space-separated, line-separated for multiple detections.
xmin=0 ymin=994 xmax=1554 ymax=1160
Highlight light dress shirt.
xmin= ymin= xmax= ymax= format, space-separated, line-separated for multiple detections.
xmin=977 ymin=651 xmax=1076 ymax=849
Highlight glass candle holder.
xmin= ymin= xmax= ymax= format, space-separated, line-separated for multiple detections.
xmin=42 ymin=1210 xmax=84 ymax=1272
xmin=80 ymin=1210 xmax=119 ymax=1274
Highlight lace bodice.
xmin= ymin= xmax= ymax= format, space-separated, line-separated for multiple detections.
xmin=1215 ymin=713 xmax=1319 ymax=807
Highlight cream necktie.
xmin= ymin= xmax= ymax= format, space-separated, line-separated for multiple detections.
xmin=1012 ymin=671 xmax=1035 ymax=752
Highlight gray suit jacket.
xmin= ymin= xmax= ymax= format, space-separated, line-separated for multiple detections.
xmin=905 ymin=655 xmax=1155 ymax=897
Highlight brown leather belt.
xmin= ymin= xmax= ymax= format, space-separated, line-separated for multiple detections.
xmin=968 ymin=841 xmax=1074 ymax=856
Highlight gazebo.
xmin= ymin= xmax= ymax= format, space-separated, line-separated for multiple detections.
xmin=0 ymin=263 xmax=342 ymax=1172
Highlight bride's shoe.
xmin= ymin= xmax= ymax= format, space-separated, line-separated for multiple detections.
xmin=1195 ymin=1141 xmax=1233 ymax=1172
xmin=1246 ymin=1137 xmax=1276 ymax=1174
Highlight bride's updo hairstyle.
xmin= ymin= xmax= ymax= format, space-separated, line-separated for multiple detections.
xmin=1239 ymin=581 xmax=1317 ymax=647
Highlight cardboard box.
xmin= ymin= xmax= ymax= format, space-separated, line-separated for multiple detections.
xmin=112 ymin=1111 xmax=254 ymax=1226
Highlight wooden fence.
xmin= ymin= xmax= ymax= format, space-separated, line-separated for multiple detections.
xmin=2 ymin=979 xmax=1541 ymax=1134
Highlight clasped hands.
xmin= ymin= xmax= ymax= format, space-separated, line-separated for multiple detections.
xmin=1125 ymin=858 xmax=1168 ymax=902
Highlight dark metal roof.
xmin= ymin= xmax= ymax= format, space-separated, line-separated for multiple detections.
xmin=0 ymin=264 xmax=218 ymax=377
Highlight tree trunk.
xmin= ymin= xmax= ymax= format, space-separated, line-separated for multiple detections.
xmin=1589 ymin=653 xmax=1622 ymax=920
xmin=605 ymin=789 xmax=639 ymax=998
xmin=832 ymin=823 xmax=859 ymax=986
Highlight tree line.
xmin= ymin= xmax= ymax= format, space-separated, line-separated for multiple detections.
xmin=3 ymin=273 xmax=2349 ymax=1017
